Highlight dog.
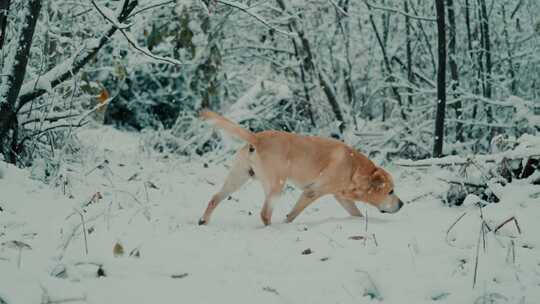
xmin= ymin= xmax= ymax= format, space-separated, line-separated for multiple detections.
xmin=198 ymin=110 xmax=404 ymax=226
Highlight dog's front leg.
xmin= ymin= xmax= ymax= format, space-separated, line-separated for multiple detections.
xmin=260 ymin=198 xmax=273 ymax=226
xmin=285 ymin=190 xmax=322 ymax=223
xmin=334 ymin=196 xmax=363 ymax=217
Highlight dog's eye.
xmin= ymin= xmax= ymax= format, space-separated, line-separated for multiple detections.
xmin=389 ymin=190 xmax=394 ymax=195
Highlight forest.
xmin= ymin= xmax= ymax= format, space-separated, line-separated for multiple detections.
xmin=1 ymin=0 xmax=539 ymax=303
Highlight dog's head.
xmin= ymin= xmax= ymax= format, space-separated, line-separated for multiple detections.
xmin=349 ymin=167 xmax=404 ymax=214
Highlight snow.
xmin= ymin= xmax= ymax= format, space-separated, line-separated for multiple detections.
xmin=18 ymin=56 xmax=76 ymax=103
xmin=1 ymin=126 xmax=540 ymax=304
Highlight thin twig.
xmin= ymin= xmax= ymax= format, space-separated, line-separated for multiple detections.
xmin=365 ymin=210 xmax=368 ymax=232
xmin=506 ymin=239 xmax=516 ymax=264
xmin=473 ymin=222 xmax=482 ymax=288
xmin=71 ymin=8 xmax=92 ymax=19
xmin=494 ymin=216 xmax=521 ymax=234
xmin=74 ymin=209 xmax=89 ymax=256
xmin=47 ymin=296 xmax=88 ymax=304
xmin=395 ymin=153 xmax=540 ymax=168
xmin=409 ymin=191 xmax=435 ymax=203
xmin=60 ymin=211 xmax=105 ymax=258
xmin=481 ymin=222 xmax=488 ymax=253
xmin=90 ymin=0 xmax=131 ymax=29
xmin=479 ymin=206 xmax=492 ymax=232
xmin=217 ymin=0 xmax=296 ymax=37
xmin=328 ymin=0 xmax=349 ymax=17
xmin=91 ymin=0 xmax=182 ymax=66
xmin=128 ymin=0 xmax=174 ymax=18
xmin=356 ymin=270 xmax=383 ymax=300
xmin=19 ymin=120 xmax=89 ymax=147
xmin=437 ymin=178 xmax=487 ymax=189
xmin=364 ymin=1 xmax=437 ymax=22
xmin=317 ymin=231 xmax=345 ymax=248
xmin=446 ymin=212 xmax=467 ymax=240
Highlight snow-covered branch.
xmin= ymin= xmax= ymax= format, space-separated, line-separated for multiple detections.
xmin=91 ymin=0 xmax=183 ymax=66
xmin=217 ymin=0 xmax=296 ymax=37
xmin=16 ymin=0 xmax=138 ymax=109
xmin=363 ymin=0 xmax=437 ymax=22
xmin=395 ymin=150 xmax=540 ymax=167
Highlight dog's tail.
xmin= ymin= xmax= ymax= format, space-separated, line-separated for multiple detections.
xmin=200 ymin=110 xmax=257 ymax=145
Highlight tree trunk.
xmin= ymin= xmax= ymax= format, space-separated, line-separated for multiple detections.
xmin=478 ymin=0 xmax=493 ymax=130
xmin=404 ymin=0 xmax=413 ymax=107
xmin=337 ymin=0 xmax=356 ymax=109
xmin=501 ymin=4 xmax=516 ymax=94
xmin=446 ymin=0 xmax=462 ymax=142
xmin=478 ymin=0 xmax=492 ymax=99
xmin=409 ymin=1 xmax=437 ymax=77
xmin=287 ymin=13 xmax=316 ymax=127
xmin=17 ymin=0 xmax=138 ymax=109
xmin=464 ymin=0 xmax=478 ymax=134
xmin=0 ymin=0 xmax=10 ymax=50
xmin=433 ymin=0 xmax=446 ymax=157
xmin=1 ymin=0 xmax=138 ymax=163
xmin=0 ymin=0 xmax=41 ymax=163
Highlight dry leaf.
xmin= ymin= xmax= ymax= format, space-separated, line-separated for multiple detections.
xmin=96 ymin=88 xmax=110 ymax=113
xmin=113 ymin=242 xmax=124 ymax=257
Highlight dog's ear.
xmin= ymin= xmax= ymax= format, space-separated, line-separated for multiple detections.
xmin=368 ymin=169 xmax=386 ymax=191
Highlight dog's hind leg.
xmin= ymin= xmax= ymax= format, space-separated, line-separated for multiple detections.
xmin=334 ymin=196 xmax=363 ymax=217
xmin=259 ymin=179 xmax=285 ymax=226
xmin=199 ymin=148 xmax=251 ymax=225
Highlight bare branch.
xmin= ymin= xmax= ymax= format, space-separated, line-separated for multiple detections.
xmin=128 ymin=0 xmax=175 ymax=18
xmin=446 ymin=212 xmax=467 ymax=240
xmin=21 ymin=111 xmax=80 ymax=126
xmin=217 ymin=0 xmax=296 ymax=37
xmin=494 ymin=216 xmax=521 ymax=234
xmin=91 ymin=0 xmax=183 ymax=66
xmin=328 ymin=0 xmax=349 ymax=17
xmin=90 ymin=0 xmax=131 ymax=29
xmin=396 ymin=152 xmax=540 ymax=168
xmin=17 ymin=0 xmax=138 ymax=108
xmin=364 ymin=1 xmax=437 ymax=22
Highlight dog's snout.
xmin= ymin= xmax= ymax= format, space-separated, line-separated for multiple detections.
xmin=398 ymin=200 xmax=404 ymax=208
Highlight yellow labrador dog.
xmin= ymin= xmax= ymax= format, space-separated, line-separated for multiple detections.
xmin=198 ymin=111 xmax=404 ymax=226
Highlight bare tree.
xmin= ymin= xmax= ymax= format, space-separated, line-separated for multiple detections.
xmin=0 ymin=0 xmax=10 ymax=50
xmin=276 ymin=0 xmax=346 ymax=134
xmin=433 ymin=0 xmax=446 ymax=157
xmin=501 ymin=4 xmax=516 ymax=94
xmin=478 ymin=0 xmax=492 ymax=100
xmin=404 ymin=0 xmax=414 ymax=107
xmin=446 ymin=0 xmax=462 ymax=142
xmin=0 ymin=0 xmax=140 ymax=164
xmin=363 ymin=0 xmax=405 ymax=121
xmin=0 ymin=0 xmax=41 ymax=163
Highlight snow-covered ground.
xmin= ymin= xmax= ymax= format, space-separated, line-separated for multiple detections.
xmin=1 ymin=127 xmax=539 ymax=304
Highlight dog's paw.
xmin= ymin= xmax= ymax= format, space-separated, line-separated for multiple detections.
xmin=284 ymin=214 xmax=294 ymax=223
xmin=198 ymin=219 xmax=207 ymax=225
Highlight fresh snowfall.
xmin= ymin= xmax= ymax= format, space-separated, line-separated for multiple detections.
xmin=1 ymin=0 xmax=540 ymax=304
